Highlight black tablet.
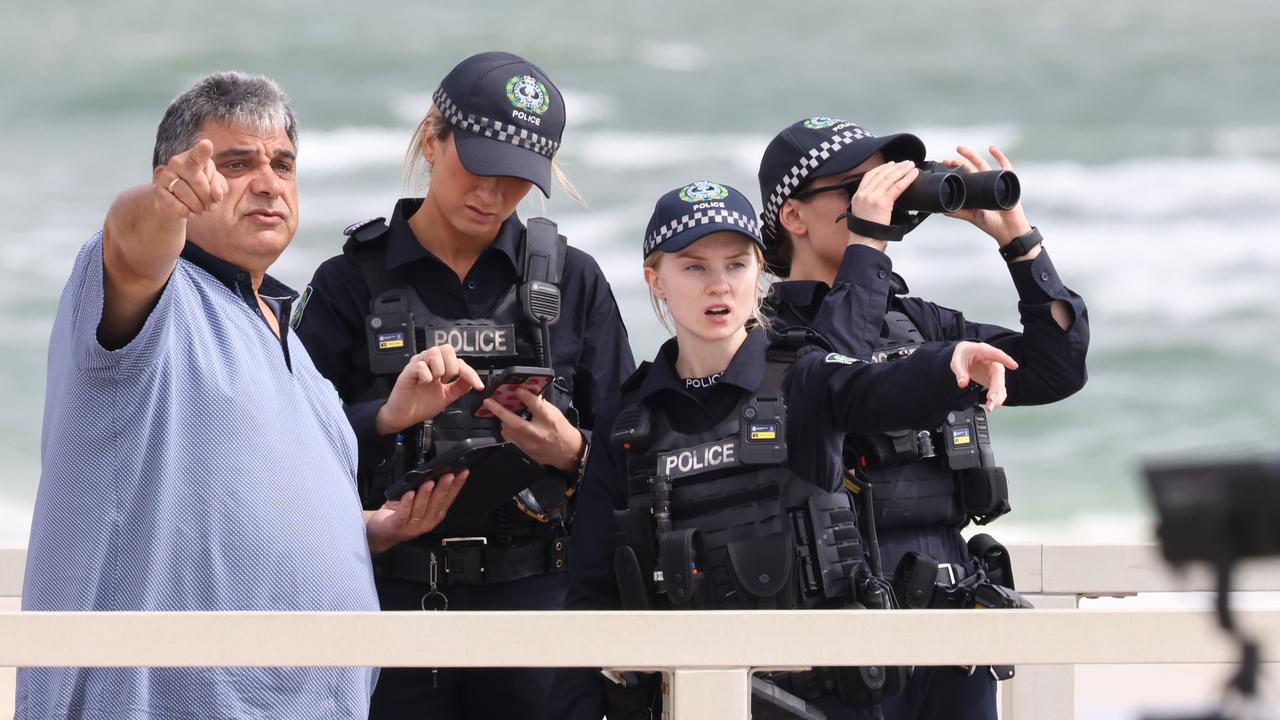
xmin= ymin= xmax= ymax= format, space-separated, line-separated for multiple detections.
xmin=384 ymin=439 xmax=543 ymax=532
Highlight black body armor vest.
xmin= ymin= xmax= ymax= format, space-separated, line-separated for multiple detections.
xmin=604 ymin=343 xmax=907 ymax=714
xmin=346 ymin=217 xmax=578 ymax=531
xmin=609 ymin=347 xmax=865 ymax=612
xmin=846 ymin=301 xmax=1010 ymax=529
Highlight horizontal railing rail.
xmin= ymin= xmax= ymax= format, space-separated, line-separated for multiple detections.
xmin=12 ymin=543 xmax=1280 ymax=600
xmin=2 ymin=608 xmax=1278 ymax=667
xmin=4 ymin=545 xmax=1280 ymax=720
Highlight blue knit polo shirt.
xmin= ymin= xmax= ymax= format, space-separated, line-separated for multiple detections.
xmin=17 ymin=232 xmax=380 ymax=720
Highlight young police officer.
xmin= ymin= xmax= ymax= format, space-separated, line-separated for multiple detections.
xmin=295 ymin=52 xmax=635 ymax=719
xmin=550 ymin=180 xmax=1022 ymax=720
xmin=758 ymin=117 xmax=1090 ymax=720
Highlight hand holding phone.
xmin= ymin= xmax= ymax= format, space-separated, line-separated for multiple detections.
xmin=473 ymin=366 xmax=555 ymax=418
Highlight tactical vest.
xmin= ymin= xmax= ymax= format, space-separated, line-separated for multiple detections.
xmin=609 ymin=346 xmax=865 ymax=612
xmin=345 ymin=216 xmax=578 ymax=526
xmin=605 ymin=343 xmax=907 ymax=714
xmin=847 ymin=301 xmax=1010 ymax=529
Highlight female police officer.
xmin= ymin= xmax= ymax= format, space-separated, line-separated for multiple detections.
xmin=295 ymin=52 xmax=635 ymax=720
xmin=549 ymin=180 xmax=1020 ymax=720
xmin=757 ymin=117 xmax=1090 ymax=720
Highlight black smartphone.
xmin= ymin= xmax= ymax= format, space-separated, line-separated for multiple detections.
xmin=473 ymin=365 xmax=555 ymax=419
xmin=383 ymin=437 xmax=496 ymax=501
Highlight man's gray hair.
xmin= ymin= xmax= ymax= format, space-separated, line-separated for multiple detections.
xmin=152 ymin=71 xmax=298 ymax=168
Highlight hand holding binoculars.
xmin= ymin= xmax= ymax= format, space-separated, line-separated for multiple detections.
xmin=827 ymin=160 xmax=1022 ymax=242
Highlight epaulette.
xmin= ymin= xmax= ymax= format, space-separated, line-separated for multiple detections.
xmin=767 ymin=328 xmax=831 ymax=361
xmin=619 ymin=361 xmax=652 ymax=395
xmin=342 ymin=217 xmax=389 ymax=244
xmin=890 ymin=271 xmax=910 ymax=296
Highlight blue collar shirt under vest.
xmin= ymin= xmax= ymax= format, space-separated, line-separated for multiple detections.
xmin=17 ymin=231 xmax=380 ymax=720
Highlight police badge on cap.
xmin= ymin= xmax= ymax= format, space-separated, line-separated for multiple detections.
xmin=643 ymin=181 xmax=764 ymax=258
xmin=432 ymin=51 xmax=567 ymax=197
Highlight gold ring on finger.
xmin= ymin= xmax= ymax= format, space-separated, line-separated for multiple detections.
xmin=167 ymin=177 xmax=180 ymax=194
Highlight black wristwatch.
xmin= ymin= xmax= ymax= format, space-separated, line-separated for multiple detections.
xmin=998 ymin=227 xmax=1042 ymax=262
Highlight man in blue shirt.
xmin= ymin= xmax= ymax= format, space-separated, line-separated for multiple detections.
xmin=18 ymin=72 xmax=477 ymax=720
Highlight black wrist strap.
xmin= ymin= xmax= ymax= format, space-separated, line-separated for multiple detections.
xmin=838 ymin=211 xmax=929 ymax=242
xmin=998 ymin=227 xmax=1042 ymax=261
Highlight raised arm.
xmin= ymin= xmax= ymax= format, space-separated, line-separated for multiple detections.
xmin=99 ymin=139 xmax=226 ymax=348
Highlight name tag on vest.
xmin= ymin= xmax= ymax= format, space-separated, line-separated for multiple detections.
xmin=427 ymin=324 xmax=517 ymax=357
xmin=657 ymin=439 xmax=740 ymax=480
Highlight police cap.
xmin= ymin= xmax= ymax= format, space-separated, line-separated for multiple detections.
xmin=433 ymin=51 xmax=566 ymax=197
xmin=643 ymin=181 xmax=764 ymax=259
xmin=757 ymin=117 xmax=926 ymax=233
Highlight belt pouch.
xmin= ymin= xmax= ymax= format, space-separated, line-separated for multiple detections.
xmin=659 ymin=528 xmax=703 ymax=606
xmin=726 ymin=533 xmax=794 ymax=608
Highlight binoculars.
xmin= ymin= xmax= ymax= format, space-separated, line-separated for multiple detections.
xmin=898 ymin=161 xmax=1021 ymax=214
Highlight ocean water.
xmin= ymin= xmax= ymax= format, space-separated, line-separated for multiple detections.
xmin=1 ymin=0 xmax=1279 ymax=546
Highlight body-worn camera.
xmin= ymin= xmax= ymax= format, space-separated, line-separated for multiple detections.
xmin=942 ymin=407 xmax=1011 ymax=525
xmin=740 ymin=395 xmax=788 ymax=466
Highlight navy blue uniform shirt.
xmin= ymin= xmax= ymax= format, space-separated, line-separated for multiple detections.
xmin=768 ymin=243 xmax=1089 ymax=405
xmin=549 ymin=328 xmax=982 ymax=720
xmin=295 ymin=199 xmax=636 ymax=476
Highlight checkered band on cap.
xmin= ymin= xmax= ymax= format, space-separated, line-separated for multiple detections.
xmin=433 ymin=87 xmax=561 ymax=159
xmin=763 ymin=124 xmax=876 ymax=229
xmin=644 ymin=209 xmax=760 ymax=256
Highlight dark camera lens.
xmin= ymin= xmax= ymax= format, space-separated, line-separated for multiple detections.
xmin=743 ymin=406 xmax=758 ymax=420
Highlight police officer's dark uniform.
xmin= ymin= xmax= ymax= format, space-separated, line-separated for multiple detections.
xmin=757 ymin=118 xmax=1091 ymax=720
xmin=548 ymin=182 xmax=1005 ymax=720
xmin=295 ymin=52 xmax=636 ymax=720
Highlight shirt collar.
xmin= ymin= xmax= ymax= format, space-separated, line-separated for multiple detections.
xmin=179 ymin=241 xmax=298 ymax=308
xmin=637 ymin=328 xmax=769 ymax=403
xmin=384 ymin=198 xmax=524 ymax=272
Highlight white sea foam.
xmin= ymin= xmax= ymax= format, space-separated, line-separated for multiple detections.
xmin=299 ymin=127 xmax=407 ymax=174
xmin=900 ymin=124 xmax=1023 ymax=161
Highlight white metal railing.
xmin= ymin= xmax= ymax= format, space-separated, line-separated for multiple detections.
xmin=4 ymin=545 xmax=1280 ymax=720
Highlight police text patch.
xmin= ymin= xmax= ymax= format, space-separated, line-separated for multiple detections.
xmin=426 ymin=324 xmax=517 ymax=357
xmin=657 ymin=439 xmax=739 ymax=480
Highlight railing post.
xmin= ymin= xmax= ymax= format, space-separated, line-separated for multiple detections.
xmin=667 ymin=667 xmax=751 ymax=720
xmin=1001 ymin=594 xmax=1079 ymax=720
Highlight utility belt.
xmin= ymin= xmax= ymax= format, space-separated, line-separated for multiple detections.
xmin=891 ymin=533 xmax=1032 ymax=682
xmin=374 ymin=532 xmax=569 ymax=600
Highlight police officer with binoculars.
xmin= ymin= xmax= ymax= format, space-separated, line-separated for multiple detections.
xmin=757 ymin=117 xmax=1091 ymax=720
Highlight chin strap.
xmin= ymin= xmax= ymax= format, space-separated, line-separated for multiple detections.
xmin=837 ymin=210 xmax=932 ymax=242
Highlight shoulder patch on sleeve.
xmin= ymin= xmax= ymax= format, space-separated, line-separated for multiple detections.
xmin=824 ymin=352 xmax=860 ymax=366
xmin=289 ymin=285 xmax=313 ymax=330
